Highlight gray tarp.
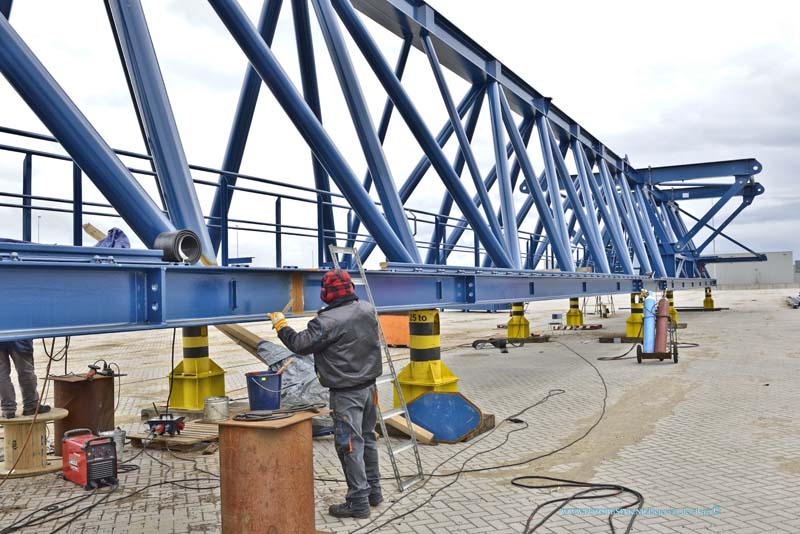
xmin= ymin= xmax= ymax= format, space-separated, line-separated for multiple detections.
xmin=255 ymin=340 xmax=331 ymax=426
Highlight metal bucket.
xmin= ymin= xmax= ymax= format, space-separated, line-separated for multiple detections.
xmin=99 ymin=428 xmax=126 ymax=463
xmin=204 ymin=396 xmax=230 ymax=422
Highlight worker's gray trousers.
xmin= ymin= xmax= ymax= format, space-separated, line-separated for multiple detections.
xmin=330 ymin=384 xmax=381 ymax=504
xmin=0 ymin=349 xmax=39 ymax=415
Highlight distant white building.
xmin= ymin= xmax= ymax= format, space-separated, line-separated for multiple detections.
xmin=706 ymin=251 xmax=796 ymax=288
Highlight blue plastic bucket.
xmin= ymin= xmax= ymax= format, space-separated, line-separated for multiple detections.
xmin=246 ymin=371 xmax=282 ymax=411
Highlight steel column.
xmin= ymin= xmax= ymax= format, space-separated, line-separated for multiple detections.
xmin=21 ymin=153 xmax=31 ymax=242
xmin=107 ymin=0 xmax=216 ymax=264
xmin=208 ymin=0 xmax=414 ymax=263
xmin=0 ymin=15 xmax=176 ymax=247
xmin=208 ymin=0 xmax=283 ymax=252
xmin=331 ymin=0 xmax=513 ymax=268
xmin=72 ymin=164 xmax=82 ymax=246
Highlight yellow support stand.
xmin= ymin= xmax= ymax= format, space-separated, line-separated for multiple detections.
xmin=703 ymin=287 xmax=715 ymax=310
xmin=168 ymin=326 xmax=226 ymax=410
xmin=395 ymin=310 xmax=458 ymax=406
xmin=666 ymin=290 xmax=679 ymax=325
xmin=566 ymin=298 xmax=584 ymax=326
xmin=507 ymin=302 xmax=530 ymax=339
xmin=626 ymin=292 xmax=644 ymax=338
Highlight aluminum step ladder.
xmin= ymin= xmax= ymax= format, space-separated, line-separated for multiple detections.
xmin=328 ymin=245 xmax=425 ymax=491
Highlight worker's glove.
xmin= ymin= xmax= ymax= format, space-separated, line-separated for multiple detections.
xmin=268 ymin=312 xmax=288 ymax=332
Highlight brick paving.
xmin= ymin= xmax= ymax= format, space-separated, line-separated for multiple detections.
xmin=1 ymin=288 xmax=798 ymax=532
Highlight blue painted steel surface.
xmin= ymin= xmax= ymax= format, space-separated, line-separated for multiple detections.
xmin=208 ymin=0 xmax=414 ymax=263
xmin=0 ymin=14 xmax=176 ymax=248
xmin=405 ymin=392 xmax=481 ymax=443
xmin=107 ymin=0 xmax=216 ymax=265
xmin=0 ymin=0 xmax=766 ymax=342
xmin=208 ymin=0 xmax=283 ymax=253
xmin=312 ymin=0 xmax=418 ymax=262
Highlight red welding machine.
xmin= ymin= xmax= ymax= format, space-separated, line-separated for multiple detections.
xmin=62 ymin=428 xmax=118 ymax=490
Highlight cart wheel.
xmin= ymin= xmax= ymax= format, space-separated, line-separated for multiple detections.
xmin=636 ymin=345 xmax=642 ymax=364
xmin=659 ymin=358 xmax=664 ymax=361
xmin=672 ymin=346 xmax=679 ymax=363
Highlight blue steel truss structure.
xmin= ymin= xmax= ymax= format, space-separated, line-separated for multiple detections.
xmin=0 ymin=0 xmax=765 ymax=340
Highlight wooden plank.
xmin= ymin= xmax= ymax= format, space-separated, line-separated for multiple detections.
xmin=128 ymin=421 xmax=220 ymax=450
xmin=384 ymin=414 xmax=433 ymax=445
xmin=215 ymin=323 xmax=263 ymax=357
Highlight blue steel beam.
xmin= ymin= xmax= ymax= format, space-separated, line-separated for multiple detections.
xmin=332 ymin=0 xmax=513 ymax=269
xmin=421 ymin=37 xmax=503 ymax=246
xmin=633 ymin=158 xmax=762 ymax=183
xmin=312 ymin=0 xmax=419 ymax=262
xmin=208 ymin=0 xmax=283 ymax=252
xmin=293 ymin=0 xmax=337 ymax=264
xmin=536 ymin=114 xmax=572 ymax=263
xmin=654 ymin=182 xmax=763 ymax=202
xmin=576 ymin=144 xmax=632 ymax=274
xmin=442 ymin=116 xmax=535 ymax=262
xmin=0 ymin=15 xmax=177 ymax=248
xmin=633 ymin=184 xmax=668 ymax=276
xmin=503 ymin=108 xmax=573 ymax=270
xmin=0 ymin=243 xmax=715 ymax=341
xmin=545 ymin=131 xmax=608 ymax=272
xmin=693 ymin=200 xmax=749 ymax=255
xmin=673 ymin=176 xmax=749 ymax=252
xmin=354 ymin=83 xmax=482 ymax=263
xmin=0 ymin=1 xmax=10 ymax=18
xmin=208 ymin=0 xmax=414 ymax=263
xmin=487 ymin=82 xmax=520 ymax=268
xmin=107 ymin=0 xmax=216 ymax=265
xmin=425 ymin=85 xmax=485 ymax=264
xmin=614 ymin=171 xmax=652 ymax=273
xmin=346 ymin=38 xmax=411 ymax=256
xmin=350 ymin=0 xmax=631 ymax=174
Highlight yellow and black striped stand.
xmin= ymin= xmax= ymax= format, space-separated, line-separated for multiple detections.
xmin=666 ymin=290 xmax=679 ymax=324
xmin=565 ymin=297 xmax=584 ymax=327
xmin=395 ymin=310 xmax=458 ymax=407
xmin=703 ymin=287 xmax=715 ymax=310
xmin=507 ymin=302 xmax=530 ymax=339
xmin=167 ymin=326 xmax=226 ymax=410
xmin=626 ymin=293 xmax=644 ymax=338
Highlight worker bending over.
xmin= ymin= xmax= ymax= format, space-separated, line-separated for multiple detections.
xmin=1 ymin=339 xmax=51 ymax=419
xmin=269 ymin=269 xmax=382 ymax=519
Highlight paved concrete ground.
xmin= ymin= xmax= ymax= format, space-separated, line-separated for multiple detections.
xmin=1 ymin=288 xmax=799 ymax=533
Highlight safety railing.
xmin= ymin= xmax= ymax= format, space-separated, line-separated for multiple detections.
xmin=0 ymin=126 xmax=587 ymax=270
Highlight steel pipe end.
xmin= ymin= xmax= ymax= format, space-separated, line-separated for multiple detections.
xmin=154 ymin=230 xmax=202 ymax=264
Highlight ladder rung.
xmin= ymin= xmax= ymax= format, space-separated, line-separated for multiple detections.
xmin=376 ymin=374 xmax=395 ymax=385
xmin=400 ymin=475 xmax=424 ymax=491
xmin=381 ymin=407 xmax=405 ymax=420
xmin=392 ymin=441 xmax=415 ymax=455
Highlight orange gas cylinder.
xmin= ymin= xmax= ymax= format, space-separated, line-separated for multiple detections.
xmin=655 ymin=297 xmax=670 ymax=353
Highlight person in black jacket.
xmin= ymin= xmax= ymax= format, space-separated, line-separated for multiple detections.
xmin=1 ymin=339 xmax=51 ymax=418
xmin=269 ymin=269 xmax=383 ymax=519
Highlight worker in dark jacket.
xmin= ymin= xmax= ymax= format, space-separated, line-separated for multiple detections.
xmin=269 ymin=269 xmax=382 ymax=519
xmin=1 ymin=339 xmax=51 ymax=418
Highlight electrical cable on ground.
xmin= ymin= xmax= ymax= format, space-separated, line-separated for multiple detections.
xmin=338 ymin=338 xmax=644 ymax=534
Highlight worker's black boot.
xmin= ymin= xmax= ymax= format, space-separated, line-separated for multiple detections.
xmin=328 ymin=500 xmax=370 ymax=519
xmin=369 ymin=491 xmax=383 ymax=507
xmin=22 ymin=404 xmax=51 ymax=417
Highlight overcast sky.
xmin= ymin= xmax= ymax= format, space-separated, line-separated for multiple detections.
xmin=1 ymin=0 xmax=797 ymax=267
